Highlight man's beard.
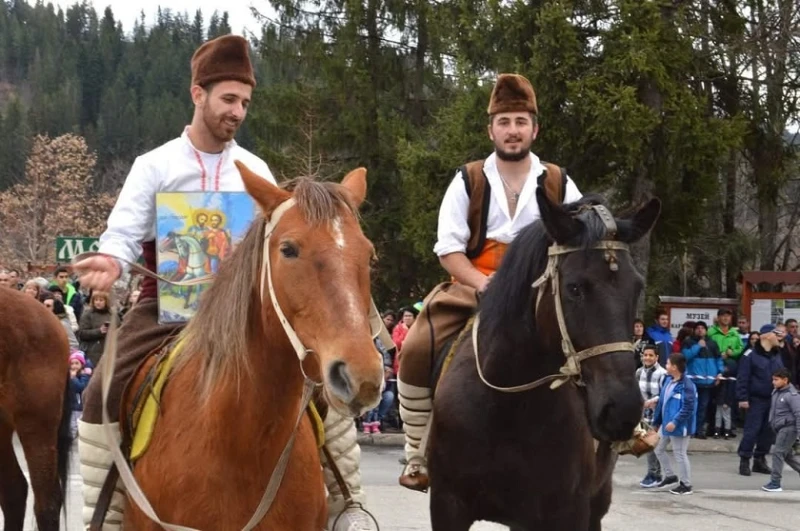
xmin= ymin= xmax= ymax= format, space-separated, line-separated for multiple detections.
xmin=203 ymin=107 xmax=239 ymax=143
xmin=494 ymin=139 xmax=532 ymax=162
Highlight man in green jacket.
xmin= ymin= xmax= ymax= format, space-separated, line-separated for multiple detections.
xmin=709 ymin=308 xmax=745 ymax=360
xmin=50 ymin=265 xmax=84 ymax=320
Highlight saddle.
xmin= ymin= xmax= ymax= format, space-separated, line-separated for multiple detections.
xmin=430 ymin=316 xmax=476 ymax=398
xmin=121 ymin=337 xmax=326 ymax=462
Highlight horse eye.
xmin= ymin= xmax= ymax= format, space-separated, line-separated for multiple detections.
xmin=567 ymin=283 xmax=582 ymax=298
xmin=280 ymin=243 xmax=299 ymax=259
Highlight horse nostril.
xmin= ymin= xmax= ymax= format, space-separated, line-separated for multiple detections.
xmin=328 ymin=361 xmax=353 ymax=400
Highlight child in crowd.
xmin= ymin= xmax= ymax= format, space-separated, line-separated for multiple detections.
xmin=713 ymin=347 xmax=738 ymax=439
xmin=652 ymin=352 xmax=698 ymax=495
xmin=637 ymin=344 xmax=668 ymax=488
xmin=762 ymin=368 xmax=800 ymax=492
xmin=69 ymin=350 xmax=92 ymax=440
xmin=362 ymin=337 xmax=396 ymax=434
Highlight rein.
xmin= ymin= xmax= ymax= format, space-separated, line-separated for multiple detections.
xmin=74 ymin=197 xmax=363 ymax=530
xmin=473 ymin=204 xmax=635 ymax=393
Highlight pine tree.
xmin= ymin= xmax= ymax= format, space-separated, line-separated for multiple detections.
xmin=191 ymin=10 xmax=204 ymax=46
xmin=207 ymin=11 xmax=220 ymax=40
xmin=0 ymin=97 xmax=30 ymax=189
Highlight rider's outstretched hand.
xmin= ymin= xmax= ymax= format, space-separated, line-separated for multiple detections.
xmin=73 ymin=255 xmax=121 ymax=292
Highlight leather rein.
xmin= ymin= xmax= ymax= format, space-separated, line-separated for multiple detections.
xmin=75 ymin=197 xmax=372 ymax=530
xmin=473 ymin=204 xmax=635 ymax=393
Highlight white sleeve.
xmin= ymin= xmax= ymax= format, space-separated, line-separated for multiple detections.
xmin=563 ymin=175 xmax=582 ymax=203
xmin=97 ymin=156 xmax=157 ymax=274
xmin=433 ymin=171 xmax=471 ymax=257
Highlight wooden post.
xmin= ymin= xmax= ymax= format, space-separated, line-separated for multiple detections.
xmin=741 ymin=277 xmax=752 ymax=325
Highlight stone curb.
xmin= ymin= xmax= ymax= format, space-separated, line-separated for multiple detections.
xmin=357 ymin=432 xmax=745 ymax=453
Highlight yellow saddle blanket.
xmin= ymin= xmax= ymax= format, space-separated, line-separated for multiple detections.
xmin=129 ymin=337 xmax=325 ymax=463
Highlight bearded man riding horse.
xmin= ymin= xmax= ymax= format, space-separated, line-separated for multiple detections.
xmin=397 ymin=73 xmax=655 ymax=494
xmin=73 ymin=34 xmax=386 ymax=531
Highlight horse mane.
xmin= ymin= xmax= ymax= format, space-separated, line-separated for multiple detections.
xmin=479 ymin=194 xmax=626 ymax=350
xmin=283 ymin=176 xmax=361 ymax=224
xmin=176 ymin=177 xmax=360 ymax=399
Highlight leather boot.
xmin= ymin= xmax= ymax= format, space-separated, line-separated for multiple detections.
xmin=739 ymin=457 xmax=751 ymax=476
xmin=752 ymin=455 xmax=772 ymax=474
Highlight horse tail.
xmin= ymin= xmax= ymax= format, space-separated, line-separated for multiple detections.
xmin=57 ymin=369 xmax=73 ymax=517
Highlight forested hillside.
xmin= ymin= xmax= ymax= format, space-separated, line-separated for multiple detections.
xmin=0 ymin=0 xmax=797 ymax=310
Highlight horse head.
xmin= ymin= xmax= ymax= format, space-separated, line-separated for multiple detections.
xmin=535 ymin=187 xmax=661 ymax=442
xmin=159 ymin=231 xmax=178 ymax=253
xmin=236 ymin=161 xmax=384 ymax=418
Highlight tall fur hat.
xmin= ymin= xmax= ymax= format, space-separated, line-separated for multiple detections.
xmin=191 ymin=35 xmax=256 ymax=88
xmin=487 ymin=74 xmax=537 ymax=116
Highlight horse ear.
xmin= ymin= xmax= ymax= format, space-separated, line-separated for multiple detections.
xmin=235 ymin=160 xmax=291 ymax=216
xmin=341 ymin=167 xmax=367 ymax=208
xmin=535 ymin=187 xmax=582 ymax=244
xmin=618 ymin=197 xmax=662 ymax=244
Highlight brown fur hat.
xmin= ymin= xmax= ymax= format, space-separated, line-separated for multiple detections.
xmin=191 ymin=35 xmax=256 ymax=88
xmin=487 ymin=74 xmax=537 ymax=116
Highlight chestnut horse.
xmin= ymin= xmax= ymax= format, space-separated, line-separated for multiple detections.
xmin=0 ymin=287 xmax=72 ymax=531
xmin=114 ymin=162 xmax=384 ymax=530
xmin=429 ymin=190 xmax=661 ymax=530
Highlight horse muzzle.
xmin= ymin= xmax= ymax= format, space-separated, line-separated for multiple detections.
xmin=585 ymin=382 xmax=643 ymax=442
xmin=324 ymin=359 xmax=384 ymax=417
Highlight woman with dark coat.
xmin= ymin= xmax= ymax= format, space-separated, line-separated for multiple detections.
xmin=77 ymin=291 xmax=112 ymax=366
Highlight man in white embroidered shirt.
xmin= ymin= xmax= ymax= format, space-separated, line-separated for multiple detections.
xmin=397 ymin=73 xmax=583 ymax=491
xmin=73 ymin=34 xmax=377 ymax=531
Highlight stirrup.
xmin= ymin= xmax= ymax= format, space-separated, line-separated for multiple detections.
xmin=399 ymin=459 xmax=429 ymax=493
xmin=330 ymin=501 xmax=380 ymax=531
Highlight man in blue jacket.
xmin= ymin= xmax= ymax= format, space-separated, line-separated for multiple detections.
xmin=683 ymin=321 xmax=723 ymax=439
xmin=647 ymin=310 xmax=674 ymax=346
xmin=647 ymin=310 xmax=674 ymax=366
xmin=736 ymin=323 xmax=785 ymax=476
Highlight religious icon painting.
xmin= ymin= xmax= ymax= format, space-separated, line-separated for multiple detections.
xmin=155 ymin=192 xmax=258 ymax=324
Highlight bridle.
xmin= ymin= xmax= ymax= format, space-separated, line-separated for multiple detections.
xmin=80 ymin=196 xmax=381 ymax=531
xmin=474 ymin=204 xmax=635 ymax=393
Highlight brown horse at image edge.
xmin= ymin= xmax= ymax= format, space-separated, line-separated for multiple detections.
xmin=0 ymin=287 xmax=73 ymax=531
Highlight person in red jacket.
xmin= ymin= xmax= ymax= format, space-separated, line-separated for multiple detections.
xmin=674 ymin=321 xmax=696 ymax=353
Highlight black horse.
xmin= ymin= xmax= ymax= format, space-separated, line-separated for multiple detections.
xmin=428 ymin=188 xmax=661 ymax=530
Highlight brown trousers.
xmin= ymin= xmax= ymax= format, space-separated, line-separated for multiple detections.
xmin=82 ymin=299 xmax=183 ymax=424
xmin=397 ymin=282 xmax=478 ymax=388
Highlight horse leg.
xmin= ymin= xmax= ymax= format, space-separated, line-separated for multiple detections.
xmin=589 ymin=479 xmax=613 ymax=531
xmin=183 ymin=284 xmax=193 ymax=309
xmin=429 ymin=487 xmax=475 ymax=531
xmin=517 ymin=495 xmax=591 ymax=531
xmin=0 ymin=420 xmax=27 ymax=531
xmin=15 ymin=421 xmax=62 ymax=531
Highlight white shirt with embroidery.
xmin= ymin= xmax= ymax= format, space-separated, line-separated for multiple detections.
xmin=98 ymin=128 xmax=276 ymax=273
xmin=434 ymin=152 xmax=583 ymax=256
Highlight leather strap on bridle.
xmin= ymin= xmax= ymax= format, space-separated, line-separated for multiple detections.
xmin=474 ymin=205 xmax=634 ymax=393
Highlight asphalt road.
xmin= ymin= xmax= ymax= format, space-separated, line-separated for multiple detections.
xmin=4 ymin=437 xmax=800 ymax=530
